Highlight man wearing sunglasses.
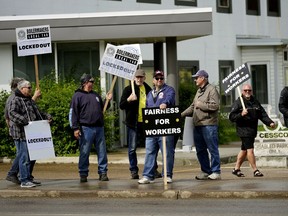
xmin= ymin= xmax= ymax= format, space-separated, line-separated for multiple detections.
xmin=138 ymin=70 xmax=176 ymax=184
xmin=69 ymin=73 xmax=112 ymax=183
xmin=229 ymin=84 xmax=275 ymax=177
xmin=181 ymin=70 xmax=221 ymax=180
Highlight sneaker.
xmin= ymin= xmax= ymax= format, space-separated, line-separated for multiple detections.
xmin=131 ymin=173 xmax=139 ymax=179
xmin=166 ymin=177 xmax=173 ymax=183
xmin=80 ymin=176 xmax=87 ymax=183
xmin=138 ymin=177 xmax=154 ymax=184
xmin=208 ymin=173 xmax=221 ymax=180
xmin=99 ymin=173 xmax=109 ymax=181
xmin=6 ymin=175 xmax=21 ymax=185
xmin=154 ymin=170 xmax=162 ymax=178
xmin=21 ymin=182 xmax=36 ymax=188
xmin=195 ymin=172 xmax=209 ymax=180
xmin=31 ymin=180 xmax=42 ymax=186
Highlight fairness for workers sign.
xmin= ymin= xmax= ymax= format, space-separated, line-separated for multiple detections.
xmin=142 ymin=107 xmax=181 ymax=137
xmin=16 ymin=25 xmax=52 ymax=56
xmin=24 ymin=120 xmax=55 ymax=160
xmin=99 ymin=43 xmax=141 ymax=80
xmin=222 ymin=63 xmax=251 ymax=95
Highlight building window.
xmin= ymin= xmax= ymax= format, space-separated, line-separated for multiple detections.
xmin=251 ymin=64 xmax=268 ymax=104
xmin=137 ymin=0 xmax=161 ymax=4
xmin=267 ymin=0 xmax=281 ymax=17
xmin=216 ymin=0 xmax=232 ymax=13
xmin=246 ymin=0 xmax=261 ymax=16
xmin=175 ymin=0 xmax=197 ymax=7
xmin=12 ymin=45 xmax=54 ymax=82
xmin=219 ymin=60 xmax=235 ymax=112
xmin=284 ymin=50 xmax=288 ymax=62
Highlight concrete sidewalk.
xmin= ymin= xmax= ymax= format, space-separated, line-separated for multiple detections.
xmin=1 ymin=144 xmax=288 ymax=199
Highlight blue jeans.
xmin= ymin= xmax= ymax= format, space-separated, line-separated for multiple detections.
xmin=7 ymin=143 xmax=19 ymax=177
xmin=142 ymin=136 xmax=175 ymax=180
xmin=78 ymin=126 xmax=108 ymax=177
xmin=193 ymin=125 xmax=221 ymax=174
xmin=14 ymin=139 xmax=31 ymax=183
xmin=127 ymin=126 xmax=138 ymax=174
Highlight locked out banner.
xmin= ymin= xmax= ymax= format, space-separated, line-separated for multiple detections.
xmin=222 ymin=63 xmax=250 ymax=95
xmin=99 ymin=43 xmax=141 ymax=80
xmin=24 ymin=120 xmax=55 ymax=160
xmin=16 ymin=25 xmax=52 ymax=56
xmin=142 ymin=106 xmax=181 ymax=137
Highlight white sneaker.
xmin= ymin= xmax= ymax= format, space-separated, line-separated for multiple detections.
xmin=166 ymin=177 xmax=173 ymax=183
xmin=195 ymin=172 xmax=209 ymax=180
xmin=138 ymin=177 xmax=154 ymax=184
xmin=208 ymin=173 xmax=221 ymax=180
xmin=21 ymin=181 xmax=36 ymax=188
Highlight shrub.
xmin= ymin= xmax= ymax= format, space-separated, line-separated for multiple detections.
xmin=0 ymin=74 xmax=119 ymax=157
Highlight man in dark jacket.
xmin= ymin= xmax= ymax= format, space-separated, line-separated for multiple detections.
xmin=69 ymin=74 xmax=112 ymax=183
xmin=279 ymin=86 xmax=288 ymax=127
xmin=119 ymin=69 xmax=151 ymax=179
xmin=9 ymin=79 xmax=51 ymax=188
xmin=229 ymin=84 xmax=275 ymax=177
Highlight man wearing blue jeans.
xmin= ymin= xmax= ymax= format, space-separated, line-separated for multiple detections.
xmin=120 ymin=69 xmax=152 ymax=179
xmin=181 ymin=70 xmax=221 ymax=180
xmin=138 ymin=70 xmax=176 ymax=184
xmin=69 ymin=74 xmax=112 ymax=183
xmin=5 ymin=77 xmax=41 ymax=185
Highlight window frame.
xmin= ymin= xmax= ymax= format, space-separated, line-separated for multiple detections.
xmin=216 ymin=0 xmax=232 ymax=14
xmin=246 ymin=0 xmax=261 ymax=16
xmin=174 ymin=0 xmax=197 ymax=7
xmin=219 ymin=60 xmax=235 ymax=112
xmin=137 ymin=0 xmax=161 ymax=4
xmin=267 ymin=0 xmax=281 ymax=17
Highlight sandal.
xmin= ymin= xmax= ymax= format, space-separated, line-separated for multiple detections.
xmin=254 ymin=169 xmax=264 ymax=177
xmin=232 ymin=169 xmax=245 ymax=177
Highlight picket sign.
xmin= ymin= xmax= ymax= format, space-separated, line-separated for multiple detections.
xmin=24 ymin=120 xmax=55 ymax=160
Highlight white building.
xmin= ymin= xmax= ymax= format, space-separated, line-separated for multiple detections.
xmin=0 ymin=0 xmax=287 ymax=142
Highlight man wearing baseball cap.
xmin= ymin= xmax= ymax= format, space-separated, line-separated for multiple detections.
xmin=138 ymin=70 xmax=176 ymax=184
xmin=181 ymin=69 xmax=221 ymax=180
xmin=120 ymin=69 xmax=151 ymax=179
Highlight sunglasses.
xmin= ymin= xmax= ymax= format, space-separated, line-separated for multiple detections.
xmin=155 ymin=77 xmax=164 ymax=81
xmin=243 ymin=89 xmax=252 ymax=92
xmin=24 ymin=87 xmax=32 ymax=89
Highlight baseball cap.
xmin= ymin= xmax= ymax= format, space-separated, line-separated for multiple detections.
xmin=80 ymin=74 xmax=94 ymax=85
xmin=134 ymin=69 xmax=145 ymax=77
xmin=153 ymin=70 xmax=164 ymax=77
xmin=192 ymin=70 xmax=209 ymax=78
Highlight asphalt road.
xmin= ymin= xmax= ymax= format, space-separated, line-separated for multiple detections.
xmin=0 ymin=197 xmax=287 ymax=216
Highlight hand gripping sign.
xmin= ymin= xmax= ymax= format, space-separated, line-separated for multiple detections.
xmin=222 ymin=63 xmax=251 ymax=109
xmin=142 ymin=106 xmax=181 ymax=188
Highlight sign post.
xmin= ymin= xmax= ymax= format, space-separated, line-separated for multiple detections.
xmin=142 ymin=106 xmax=181 ymax=189
xmin=16 ymin=25 xmax=52 ymax=90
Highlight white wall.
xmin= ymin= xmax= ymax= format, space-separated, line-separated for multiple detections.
xmin=0 ymin=44 xmax=13 ymax=91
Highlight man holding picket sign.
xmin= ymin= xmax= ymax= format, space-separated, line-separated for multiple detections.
xmin=8 ymin=79 xmax=52 ymax=188
xmin=138 ymin=70 xmax=176 ymax=184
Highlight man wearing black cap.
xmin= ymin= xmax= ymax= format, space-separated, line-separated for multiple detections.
xmin=69 ymin=73 xmax=112 ymax=183
xmin=120 ymin=69 xmax=151 ymax=179
xmin=181 ymin=70 xmax=221 ymax=180
xmin=138 ymin=70 xmax=176 ymax=184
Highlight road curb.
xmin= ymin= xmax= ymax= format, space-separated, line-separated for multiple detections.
xmin=1 ymin=189 xmax=288 ymax=199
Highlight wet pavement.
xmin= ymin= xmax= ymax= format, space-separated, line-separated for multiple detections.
xmin=1 ymin=144 xmax=288 ymax=199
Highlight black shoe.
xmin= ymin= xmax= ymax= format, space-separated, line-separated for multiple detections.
xmin=154 ymin=170 xmax=162 ymax=178
xmin=31 ymin=180 xmax=42 ymax=186
xmin=131 ymin=173 xmax=139 ymax=179
xmin=6 ymin=175 xmax=21 ymax=185
xmin=99 ymin=173 xmax=109 ymax=181
xmin=80 ymin=176 xmax=87 ymax=183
